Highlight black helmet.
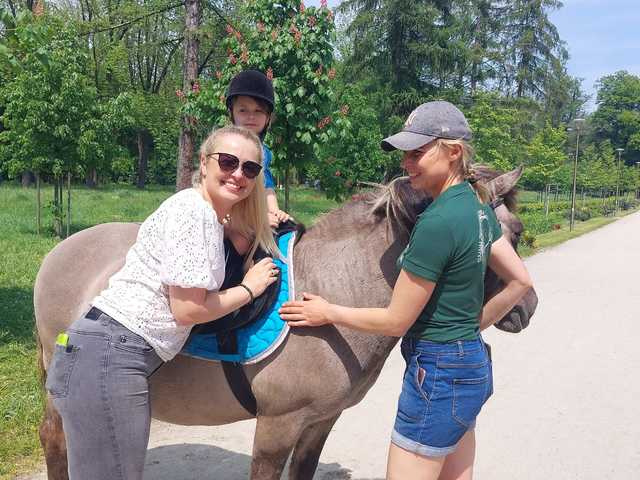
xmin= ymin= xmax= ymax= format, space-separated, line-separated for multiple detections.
xmin=225 ymin=70 xmax=275 ymax=113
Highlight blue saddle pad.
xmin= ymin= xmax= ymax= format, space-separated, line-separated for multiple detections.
xmin=181 ymin=231 xmax=295 ymax=364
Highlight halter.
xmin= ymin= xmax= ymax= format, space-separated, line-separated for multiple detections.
xmin=489 ymin=197 xmax=504 ymax=210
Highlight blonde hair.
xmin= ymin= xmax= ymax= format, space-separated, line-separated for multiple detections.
xmin=195 ymin=125 xmax=280 ymax=269
xmin=434 ymin=138 xmax=490 ymax=203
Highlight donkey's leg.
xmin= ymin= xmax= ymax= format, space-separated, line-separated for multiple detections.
xmin=288 ymin=414 xmax=341 ymax=480
xmin=39 ymin=396 xmax=69 ymax=480
xmin=250 ymin=414 xmax=305 ymax=480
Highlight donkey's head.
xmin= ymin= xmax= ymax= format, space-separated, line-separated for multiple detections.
xmin=475 ymin=166 xmax=538 ymax=332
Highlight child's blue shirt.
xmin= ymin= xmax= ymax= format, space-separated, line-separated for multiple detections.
xmin=263 ymin=144 xmax=275 ymax=190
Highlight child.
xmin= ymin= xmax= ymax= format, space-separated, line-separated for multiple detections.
xmin=226 ymin=69 xmax=291 ymax=227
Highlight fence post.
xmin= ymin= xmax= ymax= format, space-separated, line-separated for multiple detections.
xmin=544 ymin=185 xmax=549 ymax=217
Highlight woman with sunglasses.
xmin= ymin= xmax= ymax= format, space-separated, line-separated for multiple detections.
xmin=45 ymin=126 xmax=279 ymax=480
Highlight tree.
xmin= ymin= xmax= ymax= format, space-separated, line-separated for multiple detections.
xmin=521 ymin=122 xmax=567 ymax=190
xmin=308 ymin=85 xmax=392 ymax=200
xmin=591 ymin=71 xmax=640 ymax=167
xmin=464 ymin=92 xmax=527 ymax=171
xmin=0 ymin=11 xmax=128 ymax=235
xmin=338 ymin=0 xmax=464 ymax=103
xmin=543 ymin=68 xmax=589 ymax=127
xmin=188 ymin=0 xmax=338 ymax=209
xmin=176 ymin=0 xmax=200 ymax=190
xmin=500 ymin=0 xmax=567 ymax=100
xmin=453 ymin=0 xmax=505 ymax=94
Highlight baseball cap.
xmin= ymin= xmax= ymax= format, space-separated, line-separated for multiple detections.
xmin=381 ymin=101 xmax=472 ymax=152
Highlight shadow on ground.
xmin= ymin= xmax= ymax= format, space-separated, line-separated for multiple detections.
xmin=144 ymin=443 xmax=383 ymax=480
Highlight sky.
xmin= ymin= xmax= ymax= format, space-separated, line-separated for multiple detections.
xmin=307 ymin=0 xmax=640 ymax=111
xmin=549 ymin=0 xmax=640 ymax=109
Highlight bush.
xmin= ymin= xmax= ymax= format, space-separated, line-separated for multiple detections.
xmin=520 ymin=211 xmax=563 ymax=235
xmin=520 ymin=231 xmax=537 ymax=248
xmin=601 ymin=205 xmax=616 ymax=216
xmin=619 ymin=199 xmax=640 ymax=210
xmin=565 ymin=207 xmax=592 ymax=222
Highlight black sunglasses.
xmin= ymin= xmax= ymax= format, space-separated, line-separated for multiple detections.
xmin=208 ymin=152 xmax=263 ymax=179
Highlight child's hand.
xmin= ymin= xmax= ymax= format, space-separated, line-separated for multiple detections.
xmin=269 ymin=208 xmax=291 ymax=227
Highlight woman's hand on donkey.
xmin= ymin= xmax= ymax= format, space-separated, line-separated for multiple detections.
xmin=280 ymin=292 xmax=333 ymax=327
xmin=242 ymin=257 xmax=279 ymax=298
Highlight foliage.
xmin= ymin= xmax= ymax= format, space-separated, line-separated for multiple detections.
xmin=500 ymin=0 xmax=567 ymax=99
xmin=308 ymin=84 xmax=393 ymax=200
xmin=464 ymin=92 xmax=526 ymax=171
xmin=0 ymin=12 xmax=130 ymax=182
xmin=186 ymin=1 xmax=339 ymax=185
xmin=521 ymin=122 xmax=567 ymax=190
xmin=591 ymin=70 xmax=640 ymax=166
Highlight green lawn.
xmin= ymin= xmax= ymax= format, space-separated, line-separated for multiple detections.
xmin=0 ymin=182 xmax=337 ymax=480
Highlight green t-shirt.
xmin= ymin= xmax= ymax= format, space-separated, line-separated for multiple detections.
xmin=398 ymin=182 xmax=502 ymax=342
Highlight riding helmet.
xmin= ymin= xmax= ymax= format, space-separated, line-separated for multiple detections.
xmin=225 ymin=70 xmax=275 ymax=113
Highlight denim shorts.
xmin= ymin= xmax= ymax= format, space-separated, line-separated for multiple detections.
xmin=391 ymin=336 xmax=493 ymax=457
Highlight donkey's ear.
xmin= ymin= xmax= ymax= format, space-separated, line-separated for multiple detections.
xmin=486 ymin=165 xmax=523 ymax=198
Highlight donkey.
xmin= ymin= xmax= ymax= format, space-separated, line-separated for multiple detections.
xmin=35 ymin=168 xmax=537 ymax=480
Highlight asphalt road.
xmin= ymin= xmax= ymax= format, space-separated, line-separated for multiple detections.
xmin=21 ymin=211 xmax=640 ymax=479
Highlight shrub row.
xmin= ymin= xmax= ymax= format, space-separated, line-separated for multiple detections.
xmin=518 ymin=199 xmax=640 ymax=249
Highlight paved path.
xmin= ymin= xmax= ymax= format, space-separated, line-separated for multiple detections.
xmin=21 ymin=212 xmax=640 ymax=479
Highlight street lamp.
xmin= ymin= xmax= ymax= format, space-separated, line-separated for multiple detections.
xmin=636 ymin=161 xmax=640 ymax=199
xmin=615 ymin=148 xmax=624 ymax=214
xmin=570 ymin=118 xmax=585 ymax=231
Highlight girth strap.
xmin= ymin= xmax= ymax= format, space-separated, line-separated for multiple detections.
xmin=222 ymin=361 xmax=257 ymax=416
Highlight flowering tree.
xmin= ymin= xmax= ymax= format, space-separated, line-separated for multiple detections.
xmin=185 ymin=0 xmax=346 ymax=209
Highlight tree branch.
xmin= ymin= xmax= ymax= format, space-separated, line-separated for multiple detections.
xmin=81 ymin=1 xmax=185 ymax=36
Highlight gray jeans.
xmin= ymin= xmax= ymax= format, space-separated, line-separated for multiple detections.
xmin=46 ymin=309 xmax=163 ymax=480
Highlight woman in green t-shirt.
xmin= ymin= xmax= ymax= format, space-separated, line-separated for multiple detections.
xmin=280 ymin=101 xmax=533 ymax=480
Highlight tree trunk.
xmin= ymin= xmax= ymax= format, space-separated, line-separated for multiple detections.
xmin=85 ymin=167 xmax=98 ymax=188
xmin=22 ymin=171 xmax=35 ymax=187
xmin=176 ymin=0 xmax=200 ymax=191
xmin=137 ymin=129 xmax=152 ymax=189
xmin=36 ymin=172 xmax=41 ymax=235
xmin=53 ymin=178 xmax=62 ymax=237
xmin=66 ymin=171 xmax=71 ymax=237
xmin=284 ymin=158 xmax=291 ymax=213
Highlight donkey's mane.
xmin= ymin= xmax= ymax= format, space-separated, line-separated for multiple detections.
xmin=306 ymin=165 xmax=517 ymax=240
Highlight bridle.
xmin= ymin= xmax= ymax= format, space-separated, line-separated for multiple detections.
xmin=488 ymin=197 xmax=504 ymax=211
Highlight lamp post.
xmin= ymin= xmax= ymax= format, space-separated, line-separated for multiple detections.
xmin=615 ymin=148 xmax=624 ymax=214
xmin=570 ymin=118 xmax=585 ymax=231
xmin=636 ymin=161 xmax=640 ymax=199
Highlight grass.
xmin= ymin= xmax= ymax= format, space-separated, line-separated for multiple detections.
xmin=0 ymin=182 xmax=337 ymax=480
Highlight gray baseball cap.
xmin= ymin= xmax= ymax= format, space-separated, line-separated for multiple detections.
xmin=381 ymin=101 xmax=472 ymax=152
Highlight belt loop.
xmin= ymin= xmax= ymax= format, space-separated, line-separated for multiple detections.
xmin=457 ymin=340 xmax=464 ymax=356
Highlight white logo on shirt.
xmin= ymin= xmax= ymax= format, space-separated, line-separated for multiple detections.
xmin=477 ymin=210 xmax=493 ymax=264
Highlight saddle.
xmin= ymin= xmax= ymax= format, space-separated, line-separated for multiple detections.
xmin=184 ymin=221 xmax=302 ymax=416
xmin=190 ymin=220 xmax=301 ymax=354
